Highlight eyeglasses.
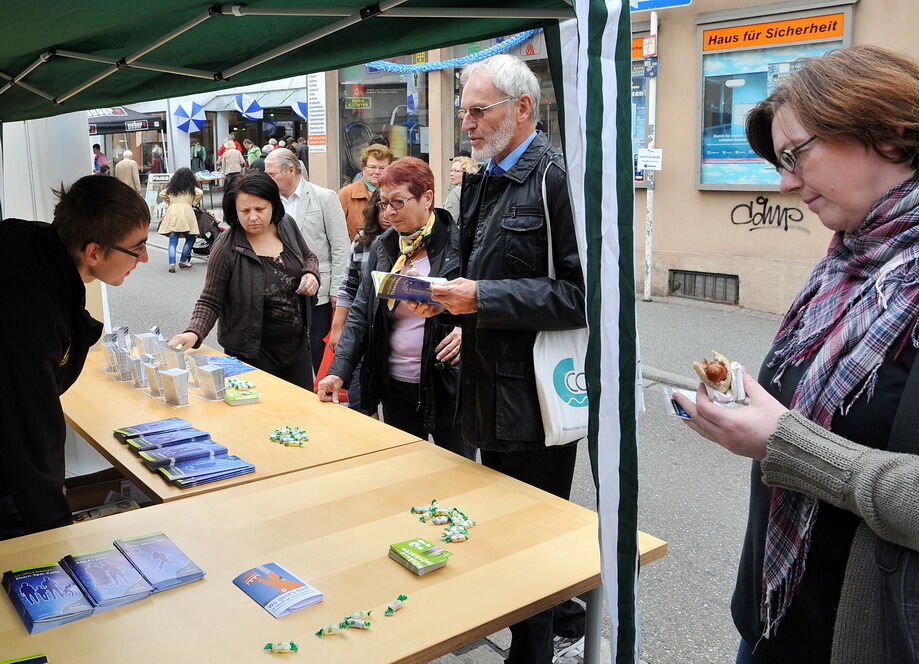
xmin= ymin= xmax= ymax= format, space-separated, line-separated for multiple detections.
xmin=456 ymin=97 xmax=515 ymax=121
xmin=364 ymin=165 xmax=387 ymax=172
xmin=777 ymin=135 xmax=817 ymax=173
xmin=376 ymin=195 xmax=419 ymax=211
xmin=108 ymin=243 xmax=147 ymax=259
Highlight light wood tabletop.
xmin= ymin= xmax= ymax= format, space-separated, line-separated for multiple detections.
xmin=0 ymin=443 xmax=666 ymax=664
xmin=60 ymin=349 xmax=421 ymax=503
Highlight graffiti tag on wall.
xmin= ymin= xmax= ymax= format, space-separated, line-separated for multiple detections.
xmin=731 ymin=196 xmax=807 ymax=233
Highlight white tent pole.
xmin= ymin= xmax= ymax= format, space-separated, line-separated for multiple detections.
xmin=642 ymin=11 xmax=658 ymax=302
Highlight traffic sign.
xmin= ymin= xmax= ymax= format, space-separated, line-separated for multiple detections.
xmin=630 ymin=0 xmax=692 ymax=12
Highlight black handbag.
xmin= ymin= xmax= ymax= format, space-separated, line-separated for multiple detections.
xmin=877 ymin=348 xmax=919 ymax=663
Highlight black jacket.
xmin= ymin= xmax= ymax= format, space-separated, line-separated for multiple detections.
xmin=187 ymin=214 xmax=320 ymax=358
xmin=0 ymin=219 xmax=103 ymax=537
xmin=454 ymin=132 xmax=585 ymax=451
xmin=329 ymin=208 xmax=460 ymax=431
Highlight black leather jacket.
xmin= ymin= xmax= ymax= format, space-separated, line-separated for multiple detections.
xmin=329 ymin=208 xmax=460 ymax=430
xmin=455 ymin=132 xmax=585 ymax=451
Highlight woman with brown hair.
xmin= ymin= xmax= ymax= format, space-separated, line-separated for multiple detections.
xmin=675 ymin=45 xmax=919 ymax=663
xmin=318 ymin=157 xmax=474 ymax=459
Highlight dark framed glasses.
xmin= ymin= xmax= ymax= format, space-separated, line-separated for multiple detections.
xmin=456 ymin=97 xmax=514 ymax=122
xmin=108 ymin=243 xmax=147 ymax=259
xmin=777 ymin=135 xmax=817 ymax=173
xmin=376 ymin=196 xmax=419 ymax=212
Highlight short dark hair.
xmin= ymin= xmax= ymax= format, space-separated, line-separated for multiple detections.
xmin=165 ymin=167 xmax=198 ymax=196
xmin=746 ymin=45 xmax=919 ymax=170
xmin=222 ymin=172 xmax=284 ymax=227
xmin=52 ymin=176 xmax=149 ymax=256
xmin=92 ymin=143 xmax=101 ymax=151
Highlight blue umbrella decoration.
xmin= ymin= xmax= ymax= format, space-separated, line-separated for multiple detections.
xmin=174 ymin=101 xmax=206 ymax=133
xmin=290 ymin=100 xmax=308 ymax=121
xmin=234 ymin=94 xmax=263 ymax=121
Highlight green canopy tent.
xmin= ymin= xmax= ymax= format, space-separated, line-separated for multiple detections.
xmin=0 ymin=3 xmax=638 ymax=662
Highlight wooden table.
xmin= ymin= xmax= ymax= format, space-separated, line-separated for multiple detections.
xmin=0 ymin=443 xmax=666 ymax=664
xmin=60 ymin=349 xmax=421 ymax=503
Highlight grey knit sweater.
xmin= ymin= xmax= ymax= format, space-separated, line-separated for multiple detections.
xmin=761 ymin=410 xmax=919 ymax=664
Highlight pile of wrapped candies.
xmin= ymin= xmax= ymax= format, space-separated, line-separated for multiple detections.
xmin=226 ymin=377 xmax=256 ymax=390
xmin=263 ymin=641 xmax=299 ymax=654
xmin=410 ymin=499 xmax=476 ymax=542
xmin=268 ymin=425 xmax=309 ymax=447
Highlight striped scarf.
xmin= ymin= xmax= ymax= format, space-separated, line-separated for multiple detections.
xmin=761 ymin=174 xmax=919 ymax=637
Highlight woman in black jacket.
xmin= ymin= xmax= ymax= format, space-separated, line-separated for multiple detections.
xmin=170 ymin=173 xmax=320 ymax=389
xmin=318 ymin=157 xmax=474 ymax=459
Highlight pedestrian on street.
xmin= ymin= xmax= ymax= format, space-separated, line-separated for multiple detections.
xmin=158 ymin=167 xmax=204 ymax=272
xmin=675 ymin=45 xmax=919 ymax=664
xmin=114 ymin=149 xmax=141 ymax=193
xmin=169 ymin=172 xmax=320 ymax=390
xmin=409 ymin=54 xmax=588 ymax=664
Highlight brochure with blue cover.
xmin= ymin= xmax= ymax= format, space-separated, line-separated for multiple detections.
xmin=197 ymin=355 xmax=255 ymax=377
xmin=126 ymin=427 xmax=211 ymax=452
xmin=233 ymin=562 xmax=323 ymax=618
xmin=157 ymin=455 xmax=255 ymax=487
xmin=112 ymin=417 xmax=192 ymax=443
xmin=139 ymin=441 xmax=228 ymax=469
xmin=371 ymin=270 xmax=446 ymax=304
xmin=113 ymin=533 xmax=205 ymax=593
xmin=2 ymin=564 xmax=93 ymax=633
xmin=59 ymin=547 xmax=152 ymax=612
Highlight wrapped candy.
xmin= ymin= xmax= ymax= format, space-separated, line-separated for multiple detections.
xmin=269 ymin=426 xmax=309 ymax=445
xmin=340 ymin=617 xmax=371 ymax=630
xmin=385 ymin=594 xmax=408 ymax=616
xmin=263 ymin=642 xmax=299 ymax=654
xmin=431 ymin=515 xmax=449 ymax=525
xmin=349 ymin=610 xmax=372 ymax=620
xmin=442 ymin=532 xmax=468 ymax=543
xmin=315 ymin=623 xmax=342 ymax=637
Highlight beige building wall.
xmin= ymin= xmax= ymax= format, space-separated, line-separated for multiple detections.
xmin=633 ymin=0 xmax=918 ymax=314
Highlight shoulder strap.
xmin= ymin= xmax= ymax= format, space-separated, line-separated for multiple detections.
xmin=888 ymin=346 xmax=919 ymax=453
xmin=541 ymin=161 xmax=556 ymax=279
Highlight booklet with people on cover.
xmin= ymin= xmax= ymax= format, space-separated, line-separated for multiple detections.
xmin=371 ymin=271 xmax=446 ymax=304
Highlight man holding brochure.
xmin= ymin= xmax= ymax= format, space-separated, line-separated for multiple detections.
xmin=318 ymin=157 xmax=475 ymax=460
xmin=408 ymin=54 xmax=587 ymax=663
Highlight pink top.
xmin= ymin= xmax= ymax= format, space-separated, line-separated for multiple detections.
xmin=388 ymin=254 xmax=430 ymax=383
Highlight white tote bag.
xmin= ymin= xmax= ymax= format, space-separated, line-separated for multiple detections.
xmin=533 ymin=163 xmax=589 ymax=446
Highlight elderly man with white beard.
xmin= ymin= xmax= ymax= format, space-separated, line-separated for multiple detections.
xmin=410 ymin=54 xmax=588 ymax=664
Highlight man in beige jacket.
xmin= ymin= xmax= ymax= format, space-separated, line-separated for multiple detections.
xmin=265 ymin=148 xmax=349 ymax=375
xmin=114 ymin=150 xmax=141 ymax=193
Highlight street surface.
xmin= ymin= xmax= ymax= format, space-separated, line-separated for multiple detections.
xmin=106 ymin=225 xmax=783 ymax=662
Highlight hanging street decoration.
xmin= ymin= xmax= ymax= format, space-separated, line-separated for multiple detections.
xmin=174 ymin=101 xmax=206 ymax=133
xmin=234 ymin=93 xmax=263 ymax=120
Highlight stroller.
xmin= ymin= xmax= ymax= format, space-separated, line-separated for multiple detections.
xmin=191 ymin=206 xmax=225 ymax=256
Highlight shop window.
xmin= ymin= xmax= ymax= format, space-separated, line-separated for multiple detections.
xmin=697 ymin=8 xmax=849 ymax=189
xmin=339 ymin=59 xmax=429 ymax=186
xmin=631 ymin=35 xmax=650 ymax=184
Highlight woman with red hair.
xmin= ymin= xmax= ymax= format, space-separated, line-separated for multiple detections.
xmin=319 ymin=157 xmax=474 ymax=460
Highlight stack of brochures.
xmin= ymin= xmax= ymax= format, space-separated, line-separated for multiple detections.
xmin=233 ymin=562 xmax=323 ymax=618
xmin=3 ymin=533 xmax=203 ymax=633
xmin=113 ymin=418 xmax=254 ymax=487
xmin=388 ymin=537 xmax=452 ymax=575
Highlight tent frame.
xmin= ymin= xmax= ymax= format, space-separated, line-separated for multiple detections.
xmin=0 ymin=3 xmax=575 ymax=110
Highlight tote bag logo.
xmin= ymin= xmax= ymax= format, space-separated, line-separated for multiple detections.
xmin=552 ymin=358 xmax=589 ymax=407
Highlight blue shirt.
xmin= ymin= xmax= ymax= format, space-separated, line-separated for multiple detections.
xmin=487 ymin=130 xmax=538 ymax=174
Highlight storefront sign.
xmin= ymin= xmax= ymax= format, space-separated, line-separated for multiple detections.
xmin=642 ymin=36 xmax=657 ymax=57
xmin=643 ymin=57 xmax=658 ymax=78
xmin=637 ymin=148 xmax=663 ymax=171
xmin=414 ymin=52 xmax=427 ymax=64
xmin=306 ymin=72 xmax=327 ymax=153
xmin=630 ymin=0 xmax=692 ymax=11
xmin=631 ymin=37 xmax=643 ymax=60
xmin=344 ymin=97 xmax=372 ymax=110
xmin=124 ymin=120 xmax=148 ymax=132
xmin=703 ymin=13 xmax=844 ymax=52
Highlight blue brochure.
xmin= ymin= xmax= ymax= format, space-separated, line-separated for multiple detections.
xmin=114 ymin=533 xmax=205 ymax=593
xmin=59 ymin=547 xmax=152 ymax=612
xmin=139 ymin=441 xmax=228 ymax=469
xmin=126 ymin=427 xmax=211 ymax=452
xmin=157 ymin=455 xmax=255 ymax=487
xmin=233 ymin=562 xmax=323 ymax=618
xmin=197 ymin=355 xmax=255 ymax=377
xmin=2 ymin=564 xmax=93 ymax=633
xmin=113 ymin=417 xmax=192 ymax=443
xmin=371 ymin=271 xmax=446 ymax=304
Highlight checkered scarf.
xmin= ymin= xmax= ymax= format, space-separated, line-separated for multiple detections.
xmin=761 ymin=174 xmax=919 ymax=638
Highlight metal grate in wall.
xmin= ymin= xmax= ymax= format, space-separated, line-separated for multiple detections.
xmin=668 ymin=270 xmax=739 ymax=305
